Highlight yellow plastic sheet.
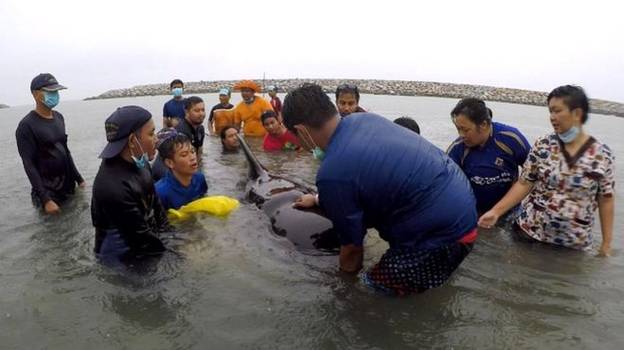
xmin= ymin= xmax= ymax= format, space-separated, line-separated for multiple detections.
xmin=167 ymin=196 xmax=239 ymax=221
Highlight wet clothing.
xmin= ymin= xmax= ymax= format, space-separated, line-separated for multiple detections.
xmin=91 ymin=156 xmax=172 ymax=257
xmin=176 ymin=118 xmax=205 ymax=151
xmin=155 ymin=172 xmax=208 ymax=210
xmin=263 ymin=130 xmax=300 ymax=151
xmin=362 ymin=230 xmax=476 ymax=295
xmin=270 ymin=96 xmax=282 ymax=115
xmin=209 ymin=102 xmax=234 ymax=126
xmin=233 ymin=97 xmax=274 ymax=137
xmin=318 ymin=113 xmax=478 ymax=251
xmin=447 ymin=122 xmax=530 ymax=214
xmin=16 ymin=110 xmax=83 ymax=206
xmin=516 ymin=133 xmax=615 ymax=250
xmin=163 ymin=98 xmax=186 ymax=121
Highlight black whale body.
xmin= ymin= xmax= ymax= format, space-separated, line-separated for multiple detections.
xmin=237 ymin=135 xmax=340 ymax=255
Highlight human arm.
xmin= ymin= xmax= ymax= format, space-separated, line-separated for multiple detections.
xmin=317 ymin=179 xmax=366 ymax=273
xmin=16 ymin=124 xmax=58 ymax=212
xmin=597 ymin=195 xmax=614 ymax=257
xmin=478 ymin=179 xmax=533 ymax=228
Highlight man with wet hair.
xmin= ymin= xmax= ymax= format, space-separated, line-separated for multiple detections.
xmin=163 ymin=79 xmax=185 ymax=128
xmin=16 ymin=73 xmax=85 ymax=214
xmin=285 ymin=83 xmax=477 ymax=295
xmin=220 ymin=125 xmax=241 ymax=153
xmin=335 ymin=83 xmax=366 ymax=118
xmin=155 ymin=132 xmax=207 ymax=210
xmin=393 ymin=116 xmax=420 ymax=134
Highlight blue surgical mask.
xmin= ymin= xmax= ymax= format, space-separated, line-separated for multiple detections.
xmin=312 ymin=147 xmax=325 ymax=161
xmin=131 ymin=135 xmax=149 ymax=169
xmin=43 ymin=91 xmax=59 ymax=109
xmin=171 ymin=87 xmax=184 ymax=97
xmin=558 ymin=126 xmax=580 ymax=144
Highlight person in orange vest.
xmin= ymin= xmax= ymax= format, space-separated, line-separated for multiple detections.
xmin=232 ymin=80 xmax=274 ymax=137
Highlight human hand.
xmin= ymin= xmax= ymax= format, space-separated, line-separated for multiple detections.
xmin=293 ymin=194 xmax=317 ymax=209
xmin=78 ymin=181 xmax=86 ymax=189
xmin=44 ymin=200 xmax=60 ymax=215
xmin=478 ymin=210 xmax=499 ymax=229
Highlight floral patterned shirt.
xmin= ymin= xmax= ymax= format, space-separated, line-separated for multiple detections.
xmin=516 ymin=133 xmax=615 ymax=250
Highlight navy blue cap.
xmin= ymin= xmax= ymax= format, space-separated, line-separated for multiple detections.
xmin=30 ymin=73 xmax=67 ymax=92
xmin=99 ymin=106 xmax=152 ymax=159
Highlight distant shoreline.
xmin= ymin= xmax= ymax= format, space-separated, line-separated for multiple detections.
xmin=85 ymin=79 xmax=624 ymax=118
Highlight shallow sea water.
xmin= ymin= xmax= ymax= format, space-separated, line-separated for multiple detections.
xmin=0 ymin=93 xmax=622 ymax=349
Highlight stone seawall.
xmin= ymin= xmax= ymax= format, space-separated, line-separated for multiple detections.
xmin=86 ymin=79 xmax=624 ymax=117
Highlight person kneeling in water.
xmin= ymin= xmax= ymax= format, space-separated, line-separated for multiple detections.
xmin=155 ymin=131 xmax=208 ymax=210
xmin=285 ymin=84 xmax=477 ymax=296
xmin=92 ymin=106 xmax=173 ymax=265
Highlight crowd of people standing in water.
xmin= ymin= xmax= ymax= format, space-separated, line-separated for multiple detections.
xmin=15 ymin=73 xmax=616 ymax=295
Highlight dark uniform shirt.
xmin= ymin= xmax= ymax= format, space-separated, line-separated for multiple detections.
xmin=176 ymin=118 xmax=205 ymax=152
xmin=163 ymin=98 xmax=186 ymax=121
xmin=91 ymin=156 xmax=172 ymax=255
xmin=15 ymin=110 xmax=83 ymax=205
xmin=447 ymin=122 xmax=530 ymax=214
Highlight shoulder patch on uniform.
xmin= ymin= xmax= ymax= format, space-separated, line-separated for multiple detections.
xmin=494 ymin=139 xmax=514 ymax=156
xmin=498 ymin=130 xmax=527 ymax=150
xmin=446 ymin=140 xmax=463 ymax=154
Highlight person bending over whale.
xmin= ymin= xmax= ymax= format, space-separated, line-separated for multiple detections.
xmin=155 ymin=131 xmax=208 ymax=210
xmin=284 ymin=84 xmax=477 ymax=295
xmin=92 ymin=106 xmax=172 ymax=266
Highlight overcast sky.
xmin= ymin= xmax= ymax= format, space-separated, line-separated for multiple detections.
xmin=1 ymin=0 xmax=622 ymax=106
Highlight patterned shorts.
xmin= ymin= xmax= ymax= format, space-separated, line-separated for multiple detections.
xmin=361 ymin=241 xmax=473 ymax=296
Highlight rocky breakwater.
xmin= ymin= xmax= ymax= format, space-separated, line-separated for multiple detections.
xmin=86 ymin=79 xmax=624 ymax=117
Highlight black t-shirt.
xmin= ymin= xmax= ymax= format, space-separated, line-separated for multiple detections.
xmin=208 ymin=102 xmax=234 ymax=124
xmin=15 ymin=110 xmax=83 ymax=204
xmin=91 ymin=156 xmax=172 ymax=254
xmin=176 ymin=118 xmax=205 ymax=151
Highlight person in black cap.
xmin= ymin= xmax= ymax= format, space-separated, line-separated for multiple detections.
xmin=16 ymin=73 xmax=85 ymax=214
xmin=91 ymin=106 xmax=172 ymax=265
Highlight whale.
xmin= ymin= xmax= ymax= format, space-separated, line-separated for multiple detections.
xmin=237 ymin=135 xmax=340 ymax=255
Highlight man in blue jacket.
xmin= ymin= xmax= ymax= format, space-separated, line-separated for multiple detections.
xmin=286 ymin=84 xmax=477 ymax=295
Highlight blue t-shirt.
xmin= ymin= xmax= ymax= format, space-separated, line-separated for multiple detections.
xmin=155 ymin=172 xmax=208 ymax=210
xmin=447 ymin=122 xmax=530 ymax=214
xmin=317 ymin=113 xmax=477 ymax=250
xmin=163 ymin=98 xmax=186 ymax=120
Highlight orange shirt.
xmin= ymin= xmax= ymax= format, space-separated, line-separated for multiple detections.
xmin=212 ymin=108 xmax=236 ymax=135
xmin=233 ymin=96 xmax=273 ymax=137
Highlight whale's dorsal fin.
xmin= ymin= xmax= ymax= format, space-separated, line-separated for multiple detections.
xmin=237 ymin=134 xmax=270 ymax=181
